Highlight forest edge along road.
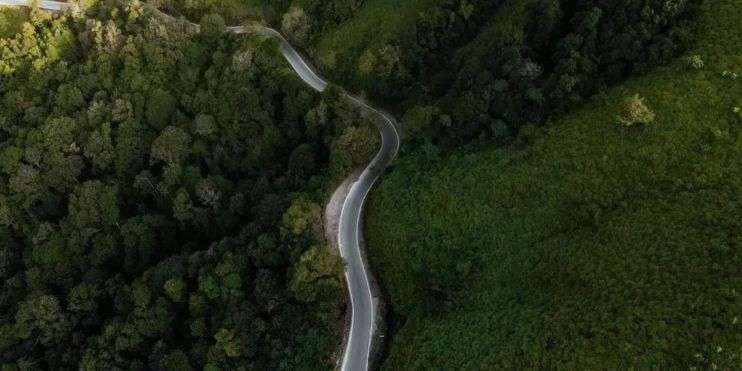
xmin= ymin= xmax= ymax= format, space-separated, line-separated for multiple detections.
xmin=0 ymin=1 xmax=401 ymax=370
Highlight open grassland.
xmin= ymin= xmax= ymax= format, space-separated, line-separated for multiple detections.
xmin=366 ymin=0 xmax=742 ymax=369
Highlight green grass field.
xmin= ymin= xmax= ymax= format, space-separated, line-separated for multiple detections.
xmin=365 ymin=0 xmax=742 ymax=368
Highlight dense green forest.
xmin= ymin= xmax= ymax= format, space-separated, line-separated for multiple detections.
xmin=1 ymin=0 xmax=738 ymax=369
xmin=159 ymin=0 xmax=701 ymax=146
xmin=272 ymin=0 xmax=701 ymax=147
xmin=0 ymin=2 xmax=380 ymax=369
xmin=366 ymin=0 xmax=741 ymax=368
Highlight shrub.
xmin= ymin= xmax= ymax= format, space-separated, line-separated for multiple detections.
xmin=281 ymin=6 xmax=311 ymax=45
xmin=686 ymin=55 xmax=705 ymax=69
xmin=618 ymin=94 xmax=656 ymax=127
xmin=199 ymin=13 xmax=225 ymax=39
xmin=722 ymin=70 xmax=738 ymax=80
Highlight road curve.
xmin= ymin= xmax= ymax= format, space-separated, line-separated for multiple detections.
xmin=250 ymin=25 xmax=400 ymax=371
xmin=0 ymin=2 xmax=400 ymax=370
xmin=1 ymin=0 xmax=68 ymax=10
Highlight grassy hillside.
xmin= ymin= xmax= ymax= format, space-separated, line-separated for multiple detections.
xmin=366 ymin=0 xmax=742 ymax=368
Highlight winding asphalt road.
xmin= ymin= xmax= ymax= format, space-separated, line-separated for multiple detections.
xmin=0 ymin=1 xmax=400 ymax=370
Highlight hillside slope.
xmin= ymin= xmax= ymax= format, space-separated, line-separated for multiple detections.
xmin=0 ymin=3 xmax=377 ymax=368
xmin=366 ymin=0 xmax=742 ymax=368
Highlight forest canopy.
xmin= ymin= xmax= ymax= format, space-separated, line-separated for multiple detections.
xmin=270 ymin=0 xmax=702 ymax=148
xmin=0 ymin=1 xmax=379 ymax=369
xmin=155 ymin=0 xmax=702 ymax=150
xmin=0 ymin=0 xmax=717 ymax=369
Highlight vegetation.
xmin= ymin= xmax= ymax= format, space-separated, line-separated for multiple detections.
xmin=1 ymin=0 xmax=735 ymax=369
xmin=153 ymin=0 xmax=268 ymax=24
xmin=0 ymin=7 xmax=28 ymax=38
xmin=157 ymin=0 xmax=700 ymax=145
xmin=617 ymin=94 xmax=655 ymax=127
xmin=271 ymin=0 xmax=694 ymax=147
xmin=366 ymin=0 xmax=742 ymax=368
xmin=0 ymin=2 xmax=379 ymax=369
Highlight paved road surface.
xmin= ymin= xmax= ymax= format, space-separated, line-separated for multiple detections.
xmin=254 ymin=25 xmax=400 ymax=371
xmin=0 ymin=2 xmax=400 ymax=370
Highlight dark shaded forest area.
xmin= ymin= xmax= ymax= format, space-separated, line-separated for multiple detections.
xmin=0 ymin=2 xmax=378 ymax=369
xmin=273 ymin=0 xmax=701 ymax=148
xmin=0 ymin=0 xmax=711 ymax=369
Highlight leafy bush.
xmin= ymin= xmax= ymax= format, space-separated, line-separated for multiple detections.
xmin=686 ymin=54 xmax=705 ymax=69
xmin=617 ymin=94 xmax=656 ymax=127
xmin=281 ymin=6 xmax=311 ymax=45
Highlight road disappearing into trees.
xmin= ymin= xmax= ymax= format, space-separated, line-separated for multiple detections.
xmin=0 ymin=1 xmax=400 ymax=370
xmin=250 ymin=25 xmax=400 ymax=371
